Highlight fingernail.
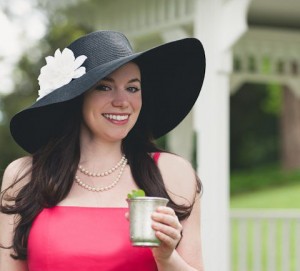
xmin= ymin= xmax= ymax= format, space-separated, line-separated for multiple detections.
xmin=152 ymin=222 xmax=158 ymax=228
xmin=152 ymin=212 xmax=158 ymax=218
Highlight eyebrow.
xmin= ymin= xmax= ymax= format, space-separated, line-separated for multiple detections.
xmin=101 ymin=77 xmax=141 ymax=84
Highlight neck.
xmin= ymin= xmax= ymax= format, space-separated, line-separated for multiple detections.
xmin=80 ymin=136 xmax=124 ymax=167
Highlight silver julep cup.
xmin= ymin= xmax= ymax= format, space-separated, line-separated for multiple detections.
xmin=127 ymin=197 xmax=169 ymax=247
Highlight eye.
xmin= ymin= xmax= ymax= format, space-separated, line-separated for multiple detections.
xmin=127 ymin=86 xmax=141 ymax=93
xmin=95 ymin=84 xmax=111 ymax=91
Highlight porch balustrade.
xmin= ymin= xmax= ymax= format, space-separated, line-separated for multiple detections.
xmin=230 ymin=209 xmax=300 ymax=271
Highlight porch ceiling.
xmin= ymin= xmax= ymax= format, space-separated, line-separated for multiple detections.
xmin=230 ymin=0 xmax=300 ymax=94
xmin=248 ymin=0 xmax=300 ymax=29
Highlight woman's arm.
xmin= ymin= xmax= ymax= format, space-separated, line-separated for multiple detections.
xmin=152 ymin=153 xmax=204 ymax=271
xmin=0 ymin=158 xmax=30 ymax=271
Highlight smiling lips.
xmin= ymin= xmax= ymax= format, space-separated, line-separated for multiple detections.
xmin=102 ymin=113 xmax=130 ymax=124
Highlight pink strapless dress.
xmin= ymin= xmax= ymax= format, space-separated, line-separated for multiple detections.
xmin=28 ymin=206 xmax=158 ymax=271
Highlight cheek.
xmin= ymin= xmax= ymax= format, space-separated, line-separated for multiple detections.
xmin=82 ymin=99 xmax=92 ymax=123
xmin=133 ymin=94 xmax=142 ymax=112
xmin=136 ymin=101 xmax=142 ymax=113
xmin=81 ymin=95 xmax=100 ymax=127
xmin=82 ymin=93 xmax=106 ymax=115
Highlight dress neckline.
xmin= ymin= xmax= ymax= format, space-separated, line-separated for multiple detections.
xmin=53 ymin=205 xmax=128 ymax=210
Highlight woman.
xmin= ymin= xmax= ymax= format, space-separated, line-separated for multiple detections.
xmin=0 ymin=30 xmax=206 ymax=270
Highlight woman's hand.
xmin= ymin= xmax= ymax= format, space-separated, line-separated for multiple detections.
xmin=151 ymin=206 xmax=183 ymax=262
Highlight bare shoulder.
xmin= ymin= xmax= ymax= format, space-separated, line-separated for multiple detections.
xmin=1 ymin=156 xmax=32 ymax=191
xmin=156 ymin=152 xmax=199 ymax=205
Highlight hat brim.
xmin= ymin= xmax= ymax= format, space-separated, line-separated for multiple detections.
xmin=10 ymin=38 xmax=205 ymax=153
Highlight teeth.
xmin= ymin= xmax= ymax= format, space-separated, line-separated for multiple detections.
xmin=104 ymin=114 xmax=129 ymax=121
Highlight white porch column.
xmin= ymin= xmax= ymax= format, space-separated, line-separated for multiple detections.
xmin=193 ymin=0 xmax=251 ymax=270
xmin=160 ymin=28 xmax=194 ymax=161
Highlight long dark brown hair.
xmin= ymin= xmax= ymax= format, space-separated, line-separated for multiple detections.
xmin=0 ymin=94 xmax=201 ymax=260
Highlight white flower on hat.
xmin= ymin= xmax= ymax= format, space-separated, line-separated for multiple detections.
xmin=37 ymin=48 xmax=87 ymax=100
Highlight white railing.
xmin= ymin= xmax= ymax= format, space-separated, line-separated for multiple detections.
xmin=230 ymin=27 xmax=300 ymax=95
xmin=230 ymin=209 xmax=300 ymax=271
xmin=95 ymin=0 xmax=195 ymax=38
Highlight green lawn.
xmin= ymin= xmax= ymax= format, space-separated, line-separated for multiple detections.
xmin=230 ymin=182 xmax=300 ymax=209
xmin=230 ymin=166 xmax=300 ymax=195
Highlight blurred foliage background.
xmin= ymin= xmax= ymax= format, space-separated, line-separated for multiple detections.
xmin=1 ymin=0 xmax=299 ymax=195
xmin=230 ymin=83 xmax=300 ymax=195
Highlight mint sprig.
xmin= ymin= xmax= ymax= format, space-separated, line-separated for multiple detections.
xmin=127 ymin=189 xmax=146 ymax=199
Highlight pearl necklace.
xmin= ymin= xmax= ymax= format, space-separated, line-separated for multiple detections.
xmin=75 ymin=157 xmax=127 ymax=192
xmin=78 ymin=155 xmax=126 ymax=177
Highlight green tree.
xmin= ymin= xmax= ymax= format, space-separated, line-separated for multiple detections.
xmin=230 ymin=83 xmax=280 ymax=170
xmin=0 ymin=3 xmax=92 ymax=181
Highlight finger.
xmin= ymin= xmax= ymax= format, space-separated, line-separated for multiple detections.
xmin=156 ymin=206 xmax=176 ymax=216
xmin=152 ymin=212 xmax=175 ymax=226
xmin=155 ymin=231 xmax=177 ymax=247
xmin=152 ymin=221 xmax=182 ymax=241
xmin=152 ymin=212 xmax=182 ymax=231
xmin=124 ymin=212 xmax=129 ymax=220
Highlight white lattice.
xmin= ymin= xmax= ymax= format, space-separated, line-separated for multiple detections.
xmin=231 ymin=27 xmax=300 ymax=95
xmin=95 ymin=0 xmax=195 ymax=38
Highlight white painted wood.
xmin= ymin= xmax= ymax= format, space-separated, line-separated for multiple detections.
xmin=193 ymin=0 xmax=253 ymax=270
xmin=160 ymin=27 xmax=189 ymax=44
xmin=97 ymin=0 xmax=195 ymax=40
xmin=231 ymin=210 xmax=300 ymax=271
xmin=219 ymin=0 xmax=252 ymax=51
xmin=166 ymin=112 xmax=194 ymax=161
xmin=253 ymin=220 xmax=262 ymax=271
xmin=281 ymin=220 xmax=290 ymax=271
xmin=231 ymin=209 xmax=300 ymax=219
xmin=194 ymin=0 xmax=231 ymax=270
xmin=231 ymin=27 xmax=300 ymax=95
xmin=248 ymin=0 xmax=300 ymax=28
xmin=266 ymin=222 xmax=276 ymax=271
xmin=238 ymin=220 xmax=248 ymax=271
xmin=296 ymin=220 xmax=300 ymax=271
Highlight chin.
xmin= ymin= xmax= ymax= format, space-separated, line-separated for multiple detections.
xmin=106 ymin=131 xmax=130 ymax=142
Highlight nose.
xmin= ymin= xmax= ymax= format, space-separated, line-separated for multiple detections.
xmin=111 ymin=89 xmax=129 ymax=108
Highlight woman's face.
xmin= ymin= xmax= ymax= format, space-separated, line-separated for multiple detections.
xmin=81 ymin=62 xmax=142 ymax=143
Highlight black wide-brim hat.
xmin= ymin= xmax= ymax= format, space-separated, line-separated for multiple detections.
xmin=10 ymin=30 xmax=206 ymax=153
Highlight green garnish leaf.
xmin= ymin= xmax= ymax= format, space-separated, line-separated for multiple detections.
xmin=127 ymin=189 xmax=146 ymax=199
